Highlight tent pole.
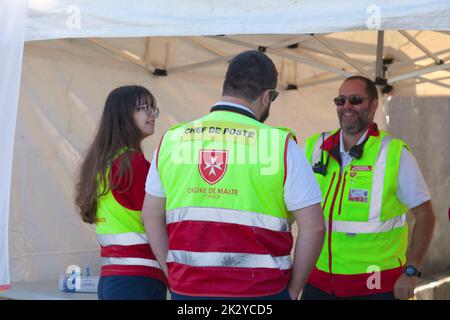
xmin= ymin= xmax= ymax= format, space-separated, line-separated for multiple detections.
xmin=144 ymin=37 xmax=151 ymax=69
xmin=167 ymin=55 xmax=236 ymax=74
xmin=424 ymin=75 xmax=450 ymax=81
xmin=206 ymin=35 xmax=265 ymax=50
xmin=417 ymin=76 xmax=450 ymax=89
xmin=208 ymin=36 xmax=354 ymax=77
xmin=279 ymin=59 xmax=286 ymax=89
xmin=375 ymin=31 xmax=384 ymax=80
xmin=298 ymin=75 xmax=345 ymax=88
xmin=374 ymin=31 xmax=389 ymax=133
xmin=297 ymin=48 xmax=372 ymax=73
xmin=299 ymin=44 xmax=367 ymax=65
xmin=388 ymin=62 xmax=450 ymax=84
xmin=268 ymin=48 xmax=355 ymax=77
xmin=399 ymin=30 xmax=443 ymax=65
xmin=268 ymin=36 xmax=312 ymax=49
xmin=87 ymin=38 xmax=153 ymax=71
xmin=168 ymin=36 xmax=312 ymax=74
xmin=389 ymin=49 xmax=450 ymax=71
xmin=167 ymin=36 xmax=309 ymax=74
xmin=311 ymin=34 xmax=369 ymax=77
xmin=163 ymin=39 xmax=172 ymax=69
xmin=188 ymin=37 xmax=226 ymax=57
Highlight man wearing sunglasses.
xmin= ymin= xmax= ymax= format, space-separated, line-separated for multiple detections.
xmin=142 ymin=50 xmax=325 ymax=300
xmin=302 ymin=76 xmax=435 ymax=300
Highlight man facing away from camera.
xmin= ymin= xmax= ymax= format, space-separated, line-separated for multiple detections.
xmin=142 ymin=50 xmax=325 ymax=300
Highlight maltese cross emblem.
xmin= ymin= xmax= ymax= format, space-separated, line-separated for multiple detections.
xmin=198 ymin=150 xmax=228 ymax=185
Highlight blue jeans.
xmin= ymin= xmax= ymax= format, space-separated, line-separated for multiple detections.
xmin=300 ymin=284 xmax=397 ymax=300
xmin=98 ymin=275 xmax=167 ymax=300
xmin=171 ymin=288 xmax=291 ymax=300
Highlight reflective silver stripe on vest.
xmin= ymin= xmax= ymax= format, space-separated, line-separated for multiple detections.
xmin=166 ymin=207 xmax=291 ymax=232
xmin=312 ymin=131 xmax=332 ymax=165
xmin=96 ymin=233 xmax=148 ymax=246
xmin=102 ymin=257 xmax=161 ymax=269
xmin=327 ymin=213 xmax=406 ymax=234
xmin=369 ymin=135 xmax=394 ymax=221
xmin=167 ymin=250 xmax=292 ymax=270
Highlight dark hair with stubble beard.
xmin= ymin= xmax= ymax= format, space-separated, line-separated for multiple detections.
xmin=338 ymin=76 xmax=379 ymax=134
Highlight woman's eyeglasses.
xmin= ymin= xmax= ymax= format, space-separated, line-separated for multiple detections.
xmin=334 ymin=95 xmax=370 ymax=106
xmin=136 ymin=104 xmax=160 ymax=118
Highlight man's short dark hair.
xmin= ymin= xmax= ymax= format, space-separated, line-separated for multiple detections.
xmin=222 ymin=50 xmax=278 ymax=102
xmin=344 ymin=75 xmax=379 ymax=101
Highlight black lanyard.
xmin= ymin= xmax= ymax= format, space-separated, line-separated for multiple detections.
xmin=210 ymin=105 xmax=257 ymax=121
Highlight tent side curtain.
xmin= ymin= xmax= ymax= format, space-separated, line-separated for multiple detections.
xmin=0 ymin=0 xmax=28 ymax=289
xmin=26 ymin=0 xmax=450 ymax=42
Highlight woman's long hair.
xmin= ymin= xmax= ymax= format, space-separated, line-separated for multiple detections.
xmin=75 ymin=85 xmax=156 ymax=224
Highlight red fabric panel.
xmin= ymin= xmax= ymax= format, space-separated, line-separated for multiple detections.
xmin=101 ymin=265 xmax=167 ymax=285
xmin=168 ymin=220 xmax=293 ymax=256
xmin=307 ymin=266 xmax=403 ymax=297
xmin=100 ymin=244 xmax=156 ymax=260
xmin=168 ymin=263 xmax=291 ymax=297
xmin=110 ymin=152 xmax=149 ymax=211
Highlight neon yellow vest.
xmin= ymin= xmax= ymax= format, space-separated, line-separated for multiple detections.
xmin=95 ymin=167 xmax=145 ymax=236
xmin=158 ymin=111 xmax=294 ymax=219
xmin=304 ymin=130 xmax=409 ymax=275
xmin=95 ymin=152 xmax=164 ymax=277
xmin=96 ymin=149 xmax=147 ymax=245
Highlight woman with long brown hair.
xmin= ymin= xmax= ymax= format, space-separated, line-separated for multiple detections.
xmin=75 ymin=85 xmax=167 ymax=300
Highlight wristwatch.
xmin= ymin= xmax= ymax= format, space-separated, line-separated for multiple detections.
xmin=404 ymin=265 xmax=421 ymax=277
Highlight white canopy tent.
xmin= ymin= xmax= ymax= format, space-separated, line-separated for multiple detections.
xmin=1 ymin=0 xmax=449 ymax=291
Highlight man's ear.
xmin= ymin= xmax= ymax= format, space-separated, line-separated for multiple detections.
xmin=371 ymin=99 xmax=379 ymax=116
xmin=261 ymin=89 xmax=271 ymax=106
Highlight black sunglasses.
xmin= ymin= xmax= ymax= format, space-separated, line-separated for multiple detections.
xmin=334 ymin=95 xmax=370 ymax=107
xmin=267 ymin=89 xmax=279 ymax=102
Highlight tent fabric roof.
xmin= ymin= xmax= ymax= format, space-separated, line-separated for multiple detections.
xmin=25 ymin=1 xmax=450 ymax=94
xmin=27 ymin=0 xmax=450 ymax=41
xmin=62 ymin=31 xmax=450 ymax=95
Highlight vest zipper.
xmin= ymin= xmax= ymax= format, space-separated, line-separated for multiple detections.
xmin=327 ymin=168 xmax=343 ymax=276
xmin=338 ymin=172 xmax=348 ymax=215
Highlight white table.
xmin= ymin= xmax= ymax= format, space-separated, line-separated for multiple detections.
xmin=0 ymin=281 xmax=98 ymax=300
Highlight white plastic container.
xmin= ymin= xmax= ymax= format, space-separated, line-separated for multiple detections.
xmin=58 ymin=274 xmax=99 ymax=293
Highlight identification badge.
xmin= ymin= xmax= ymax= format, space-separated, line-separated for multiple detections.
xmin=348 ymin=188 xmax=369 ymax=203
xmin=350 ymin=165 xmax=372 ymax=171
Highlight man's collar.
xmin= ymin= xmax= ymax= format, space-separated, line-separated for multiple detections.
xmin=323 ymin=122 xmax=380 ymax=154
xmin=213 ymin=102 xmax=255 ymax=116
xmin=340 ymin=129 xmax=369 ymax=154
xmin=211 ymin=101 xmax=257 ymax=120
